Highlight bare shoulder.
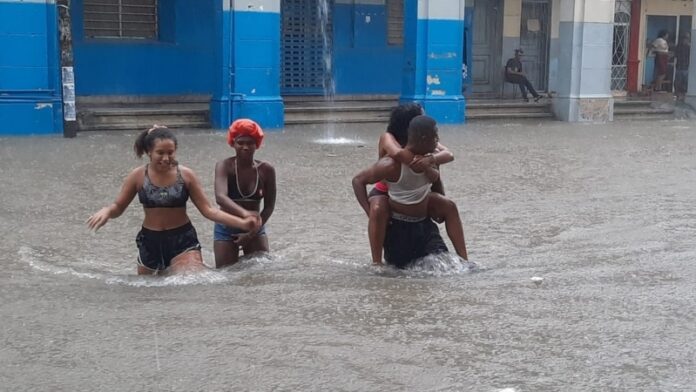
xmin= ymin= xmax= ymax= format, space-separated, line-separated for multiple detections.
xmin=125 ymin=165 xmax=146 ymax=184
xmin=255 ymin=160 xmax=275 ymax=173
xmin=177 ymin=165 xmax=199 ymax=182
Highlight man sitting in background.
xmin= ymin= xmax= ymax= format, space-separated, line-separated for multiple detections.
xmin=505 ymin=49 xmax=542 ymax=103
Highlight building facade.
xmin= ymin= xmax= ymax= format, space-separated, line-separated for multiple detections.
xmin=1 ymin=0 xmax=694 ymax=136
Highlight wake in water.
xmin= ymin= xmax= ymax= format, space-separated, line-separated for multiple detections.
xmin=17 ymin=246 xmax=285 ymax=287
xmin=329 ymin=252 xmax=483 ymax=278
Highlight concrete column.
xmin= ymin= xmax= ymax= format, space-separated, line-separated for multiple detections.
xmin=686 ymin=1 xmax=696 ymax=109
xmin=548 ymin=0 xmax=561 ymax=95
xmin=553 ymin=0 xmax=614 ymax=122
xmin=400 ymin=0 xmax=466 ymax=124
xmin=0 ymin=0 xmax=63 ymax=135
xmin=210 ymin=0 xmax=284 ymax=130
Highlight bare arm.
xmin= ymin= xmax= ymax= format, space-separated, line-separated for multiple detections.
xmin=86 ymin=168 xmax=139 ymax=231
xmin=433 ymin=143 xmax=454 ymax=165
xmin=183 ymin=166 xmax=259 ymax=231
xmin=258 ymin=163 xmax=276 ymax=225
xmin=352 ymin=158 xmax=397 ymax=216
xmin=411 ymin=143 xmax=453 ymax=169
xmin=379 ymin=132 xmax=412 ymax=164
xmin=214 ymin=160 xmax=252 ymax=218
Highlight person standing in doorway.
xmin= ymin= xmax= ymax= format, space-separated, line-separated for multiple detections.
xmin=505 ymin=48 xmax=542 ymax=102
xmin=651 ymin=30 xmax=671 ymax=92
xmin=674 ymin=32 xmax=690 ymax=100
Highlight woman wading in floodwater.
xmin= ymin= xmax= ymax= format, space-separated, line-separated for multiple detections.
xmin=87 ymin=125 xmax=260 ymax=275
xmin=213 ymin=119 xmax=276 ymax=268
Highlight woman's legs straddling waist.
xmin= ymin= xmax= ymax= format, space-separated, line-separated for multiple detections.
xmin=426 ymin=193 xmax=468 ymax=261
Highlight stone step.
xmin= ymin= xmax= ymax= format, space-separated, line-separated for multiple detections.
xmin=78 ymin=120 xmax=211 ymax=131
xmin=78 ymin=103 xmax=209 ymax=115
xmin=284 ymin=104 xmax=394 ymax=113
xmin=285 ymin=111 xmax=390 ymax=125
xmin=613 ymin=107 xmax=674 ymax=115
xmin=613 ymin=115 xmax=677 ymax=121
xmin=283 ymin=94 xmax=398 ymax=103
xmin=466 ymin=107 xmax=551 ymax=115
xmin=613 ymin=100 xmax=654 ymax=107
xmin=466 ymin=112 xmax=555 ymax=120
xmin=466 ymin=100 xmax=551 ymax=109
xmin=76 ymin=101 xmax=211 ymax=132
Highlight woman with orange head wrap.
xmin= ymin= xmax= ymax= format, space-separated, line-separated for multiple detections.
xmin=213 ymin=119 xmax=277 ymax=267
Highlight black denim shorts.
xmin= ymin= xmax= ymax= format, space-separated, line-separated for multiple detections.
xmin=135 ymin=222 xmax=202 ymax=271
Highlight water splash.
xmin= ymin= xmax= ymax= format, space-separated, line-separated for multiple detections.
xmin=18 ymin=246 xmax=229 ymax=287
xmin=327 ymin=252 xmax=483 ymax=278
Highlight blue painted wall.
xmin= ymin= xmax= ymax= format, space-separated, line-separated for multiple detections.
xmin=0 ymin=0 xmax=62 ymax=135
xmin=71 ymin=0 xmax=216 ymax=96
xmin=401 ymin=12 xmax=465 ymax=123
xmin=211 ymin=8 xmax=284 ymax=130
xmin=333 ymin=3 xmax=403 ymax=94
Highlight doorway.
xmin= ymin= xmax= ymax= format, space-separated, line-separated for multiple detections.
xmin=471 ymin=0 xmax=503 ymax=95
xmin=519 ymin=0 xmax=550 ymax=91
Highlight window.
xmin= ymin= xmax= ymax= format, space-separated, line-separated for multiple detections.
xmin=387 ymin=0 xmax=403 ymax=46
xmin=84 ymin=0 xmax=158 ymax=39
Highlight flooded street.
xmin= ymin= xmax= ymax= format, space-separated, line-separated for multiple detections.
xmin=1 ymin=119 xmax=695 ymax=391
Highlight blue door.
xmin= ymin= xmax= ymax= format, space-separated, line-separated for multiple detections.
xmin=281 ymin=0 xmax=334 ymax=95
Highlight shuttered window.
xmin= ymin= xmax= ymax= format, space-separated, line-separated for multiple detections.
xmin=387 ymin=0 xmax=404 ymax=46
xmin=84 ymin=0 xmax=158 ymax=39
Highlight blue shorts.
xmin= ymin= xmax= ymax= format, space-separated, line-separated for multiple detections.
xmin=214 ymin=222 xmax=266 ymax=241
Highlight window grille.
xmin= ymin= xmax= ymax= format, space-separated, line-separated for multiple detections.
xmin=611 ymin=0 xmax=631 ymax=91
xmin=84 ymin=0 xmax=158 ymax=39
xmin=387 ymin=0 xmax=403 ymax=46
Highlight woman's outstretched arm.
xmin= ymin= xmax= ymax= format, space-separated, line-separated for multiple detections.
xmin=86 ymin=168 xmax=139 ymax=231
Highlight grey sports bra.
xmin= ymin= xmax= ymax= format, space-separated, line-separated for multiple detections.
xmin=138 ymin=165 xmax=189 ymax=208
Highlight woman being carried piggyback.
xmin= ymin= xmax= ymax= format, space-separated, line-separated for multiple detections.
xmin=213 ymin=119 xmax=276 ymax=268
xmin=87 ymin=125 xmax=260 ymax=275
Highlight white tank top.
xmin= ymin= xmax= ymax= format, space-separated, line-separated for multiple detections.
xmin=387 ymin=163 xmax=431 ymax=205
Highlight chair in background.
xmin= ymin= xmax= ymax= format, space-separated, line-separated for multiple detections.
xmin=501 ymin=67 xmax=518 ymax=99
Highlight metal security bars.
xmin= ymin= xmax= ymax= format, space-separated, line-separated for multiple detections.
xmin=387 ymin=0 xmax=404 ymax=46
xmin=612 ymin=0 xmax=631 ymax=91
xmin=84 ymin=0 xmax=158 ymax=39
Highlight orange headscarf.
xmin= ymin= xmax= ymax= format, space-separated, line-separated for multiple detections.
xmin=227 ymin=119 xmax=264 ymax=149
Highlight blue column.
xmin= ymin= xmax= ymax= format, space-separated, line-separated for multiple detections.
xmin=553 ymin=0 xmax=614 ymax=122
xmin=0 ymin=0 xmax=63 ymax=135
xmin=400 ymin=0 xmax=466 ymax=124
xmin=210 ymin=0 xmax=284 ymax=130
xmin=461 ymin=0 xmax=474 ymax=96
